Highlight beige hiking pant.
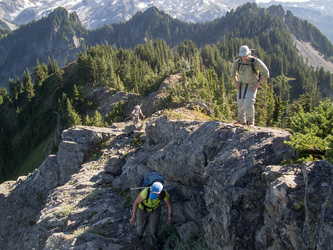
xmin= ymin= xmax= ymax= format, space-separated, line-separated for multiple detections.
xmin=237 ymin=83 xmax=257 ymax=125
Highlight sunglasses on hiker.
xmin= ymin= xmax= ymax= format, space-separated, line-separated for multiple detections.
xmin=150 ymin=188 xmax=161 ymax=195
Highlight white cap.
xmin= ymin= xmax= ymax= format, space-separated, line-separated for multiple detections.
xmin=149 ymin=182 xmax=163 ymax=200
xmin=239 ymin=45 xmax=251 ymax=57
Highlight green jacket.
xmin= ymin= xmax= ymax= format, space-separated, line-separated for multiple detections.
xmin=139 ymin=188 xmax=170 ymax=212
xmin=230 ymin=56 xmax=270 ymax=86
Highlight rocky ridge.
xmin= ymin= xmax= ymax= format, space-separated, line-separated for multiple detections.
xmin=0 ymin=114 xmax=332 ymax=249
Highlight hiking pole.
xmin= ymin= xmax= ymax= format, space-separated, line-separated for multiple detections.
xmin=130 ymin=187 xmax=146 ymax=190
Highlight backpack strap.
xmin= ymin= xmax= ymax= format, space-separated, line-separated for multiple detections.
xmin=140 ymin=188 xmax=151 ymax=212
xmin=146 ymin=188 xmax=150 ymax=202
xmin=140 ymin=188 xmax=165 ymax=212
xmin=250 ymin=58 xmax=261 ymax=80
xmin=237 ymin=57 xmax=260 ymax=79
xmin=236 ymin=57 xmax=242 ymax=72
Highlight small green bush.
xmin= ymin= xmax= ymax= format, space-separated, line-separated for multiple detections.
xmin=86 ymin=189 xmax=103 ymax=199
xmin=158 ymin=223 xmax=208 ymax=250
xmin=285 ymin=99 xmax=333 ymax=163
xmin=55 ymin=205 xmax=73 ymax=218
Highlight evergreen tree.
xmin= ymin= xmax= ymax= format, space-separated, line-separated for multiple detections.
xmin=255 ymin=82 xmax=273 ymax=126
xmin=33 ymin=59 xmax=47 ymax=88
xmin=103 ymin=102 xmax=125 ymax=125
xmin=66 ymin=98 xmax=82 ymax=127
xmin=53 ymin=57 xmax=60 ymax=73
xmin=8 ymin=78 xmax=18 ymax=101
xmin=91 ymin=111 xmax=104 ymax=127
xmin=115 ymin=75 xmax=125 ymax=91
xmin=83 ymin=115 xmax=91 ymax=126
xmin=0 ymin=87 xmax=8 ymax=105
xmin=87 ymin=54 xmax=97 ymax=85
xmin=23 ymin=68 xmax=35 ymax=102
xmin=285 ymin=99 xmax=333 ymax=162
xmin=271 ymin=94 xmax=286 ymax=127
xmin=47 ymin=57 xmax=54 ymax=75
xmin=284 ymin=93 xmax=312 ymax=128
xmin=72 ymin=84 xmax=79 ymax=100
xmin=15 ymin=76 xmax=24 ymax=106
xmin=265 ymin=84 xmax=275 ymax=127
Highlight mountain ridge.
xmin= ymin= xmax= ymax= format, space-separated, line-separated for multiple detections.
xmin=1 ymin=3 xmax=333 ymax=184
xmin=1 ymin=4 xmax=333 ymax=89
xmin=0 ymin=114 xmax=332 ymax=249
xmin=0 ymin=0 xmax=237 ymax=29
xmin=1 ymin=0 xmax=333 ymax=44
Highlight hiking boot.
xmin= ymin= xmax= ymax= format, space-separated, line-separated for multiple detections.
xmin=235 ymin=121 xmax=246 ymax=126
xmin=248 ymin=123 xmax=254 ymax=127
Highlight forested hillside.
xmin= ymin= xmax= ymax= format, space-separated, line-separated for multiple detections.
xmin=0 ymin=8 xmax=87 ymax=88
xmin=0 ymin=3 xmax=332 ymax=182
xmin=1 ymin=4 xmax=333 ymax=88
xmin=0 ymin=28 xmax=10 ymax=39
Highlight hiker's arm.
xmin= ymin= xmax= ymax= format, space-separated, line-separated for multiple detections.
xmin=257 ymin=59 xmax=270 ymax=80
xmin=233 ymin=74 xmax=240 ymax=89
xmin=140 ymin=110 xmax=145 ymax=119
xmin=251 ymin=77 xmax=266 ymax=91
xmin=130 ymin=194 xmax=144 ymax=225
xmin=165 ymin=198 xmax=173 ymax=224
xmin=258 ymin=77 xmax=266 ymax=85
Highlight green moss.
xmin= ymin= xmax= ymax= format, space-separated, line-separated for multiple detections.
xmin=293 ymin=203 xmax=302 ymax=210
xmin=55 ymin=205 xmax=73 ymax=218
xmin=86 ymin=189 xmax=103 ymax=199
xmin=73 ymin=226 xmax=90 ymax=236
xmin=89 ymin=211 xmax=98 ymax=219
xmin=86 ymin=228 xmax=108 ymax=237
xmin=102 ymin=184 xmax=113 ymax=188
xmin=158 ymin=223 xmax=209 ymax=250
xmin=131 ymin=134 xmax=144 ymax=146
xmin=90 ymin=150 xmax=103 ymax=161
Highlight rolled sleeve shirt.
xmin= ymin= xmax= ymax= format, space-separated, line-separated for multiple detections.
xmin=231 ymin=56 xmax=270 ymax=86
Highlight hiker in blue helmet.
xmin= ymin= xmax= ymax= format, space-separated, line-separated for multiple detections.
xmin=231 ymin=45 xmax=270 ymax=127
xmin=130 ymin=182 xmax=173 ymax=246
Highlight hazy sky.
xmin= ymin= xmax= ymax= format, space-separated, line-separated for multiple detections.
xmin=255 ymin=0 xmax=311 ymax=3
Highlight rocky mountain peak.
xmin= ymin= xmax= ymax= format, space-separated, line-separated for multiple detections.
xmin=0 ymin=113 xmax=332 ymax=249
xmin=267 ymin=4 xmax=285 ymax=20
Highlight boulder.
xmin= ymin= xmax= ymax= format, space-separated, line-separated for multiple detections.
xmin=1 ymin=118 xmax=332 ymax=250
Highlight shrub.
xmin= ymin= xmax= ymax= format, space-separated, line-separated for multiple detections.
xmin=285 ymin=99 xmax=333 ymax=163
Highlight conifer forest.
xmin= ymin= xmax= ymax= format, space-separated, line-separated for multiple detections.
xmin=0 ymin=4 xmax=333 ymax=182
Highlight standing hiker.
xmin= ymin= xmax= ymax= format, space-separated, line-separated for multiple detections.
xmin=231 ymin=45 xmax=270 ymax=127
xmin=130 ymin=182 xmax=173 ymax=246
xmin=131 ymin=105 xmax=145 ymax=125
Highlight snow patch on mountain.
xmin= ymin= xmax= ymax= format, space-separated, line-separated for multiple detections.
xmin=0 ymin=0 xmax=236 ymax=29
xmin=1 ymin=0 xmax=333 ymax=43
